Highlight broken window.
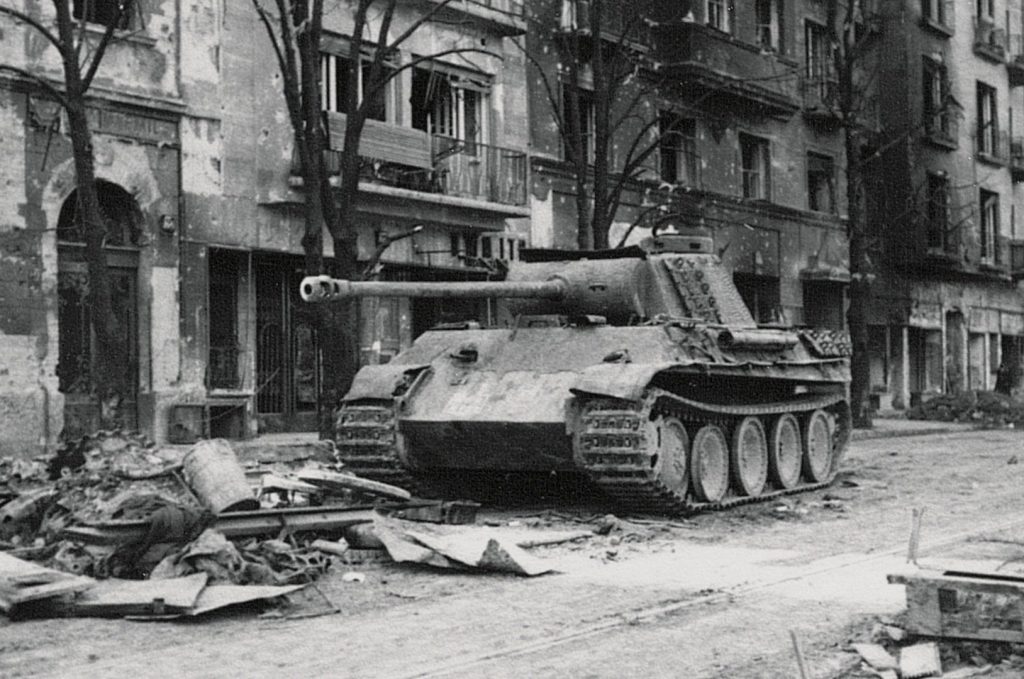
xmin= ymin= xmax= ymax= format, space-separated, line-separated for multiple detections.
xmin=807 ymin=152 xmax=835 ymax=213
xmin=740 ymin=133 xmax=771 ymax=200
xmin=320 ymin=49 xmax=396 ymax=122
xmin=412 ymin=64 xmax=490 ymax=150
xmin=733 ymin=273 xmax=781 ymax=324
xmin=72 ymin=0 xmax=132 ymax=29
xmin=658 ymin=113 xmax=698 ymax=186
xmin=979 ymin=188 xmax=999 ymax=262
xmin=561 ymin=85 xmax=595 ymax=164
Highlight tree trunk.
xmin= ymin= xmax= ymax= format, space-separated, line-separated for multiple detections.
xmin=65 ymin=99 xmax=124 ymax=427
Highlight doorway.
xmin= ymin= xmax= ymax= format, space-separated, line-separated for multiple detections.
xmin=255 ymin=256 xmax=319 ymax=432
xmin=56 ymin=182 xmax=140 ymax=437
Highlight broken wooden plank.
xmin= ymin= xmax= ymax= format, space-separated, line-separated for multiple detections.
xmin=74 ymin=573 xmax=208 ymax=617
xmin=0 ymin=553 xmax=95 ymax=614
xmin=297 ymin=469 xmax=412 ymax=501
xmin=889 ymin=568 xmax=1024 ymax=643
xmin=850 ymin=643 xmax=898 ymax=671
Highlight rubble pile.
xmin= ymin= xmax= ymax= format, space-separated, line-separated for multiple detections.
xmin=906 ymin=390 xmax=1024 ymax=426
xmin=2 ymin=433 xmax=576 ymax=621
xmin=842 ymin=616 xmax=1024 ymax=678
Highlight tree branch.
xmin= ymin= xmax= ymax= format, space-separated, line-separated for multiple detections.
xmin=81 ymin=0 xmax=133 ymax=91
xmin=0 ymin=64 xmax=70 ymax=108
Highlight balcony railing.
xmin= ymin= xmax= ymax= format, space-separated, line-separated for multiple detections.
xmin=431 ymin=135 xmax=528 ymax=206
xmin=293 ymin=125 xmax=528 ymax=207
xmin=923 ymin=111 xmax=958 ymax=149
xmin=974 ymin=17 xmax=1007 ymax=61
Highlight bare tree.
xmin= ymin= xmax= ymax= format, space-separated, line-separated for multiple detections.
xmin=523 ymin=0 xmax=673 ymax=250
xmin=252 ymin=0 xmax=498 ymax=434
xmin=0 ymin=0 xmax=135 ymax=428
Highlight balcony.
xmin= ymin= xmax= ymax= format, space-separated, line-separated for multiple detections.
xmin=1009 ymin=35 xmax=1024 ymax=86
xmin=292 ymin=114 xmax=528 ymax=211
xmin=650 ymin=21 xmax=799 ymax=117
xmin=974 ymin=17 xmax=1007 ymax=62
xmin=801 ymin=74 xmax=839 ymax=123
xmin=976 ymin=129 xmax=1009 ymax=166
xmin=421 ymin=0 xmax=525 ymax=36
xmin=923 ymin=111 xmax=958 ymax=150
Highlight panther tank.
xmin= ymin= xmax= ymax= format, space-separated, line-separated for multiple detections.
xmin=300 ymin=227 xmax=851 ymax=514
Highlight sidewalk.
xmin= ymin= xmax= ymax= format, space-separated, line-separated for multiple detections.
xmin=850 ymin=414 xmax=979 ymax=442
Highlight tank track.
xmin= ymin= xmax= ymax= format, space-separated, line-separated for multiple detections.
xmin=574 ymin=389 xmax=851 ymax=515
xmin=334 ymin=401 xmax=418 ymax=490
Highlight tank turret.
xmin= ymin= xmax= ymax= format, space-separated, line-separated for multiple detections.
xmin=306 ymin=228 xmax=851 ymax=516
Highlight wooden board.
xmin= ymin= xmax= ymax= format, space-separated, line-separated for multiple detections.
xmin=0 ymin=552 xmax=95 ymax=614
xmin=73 ymin=573 xmax=208 ymax=617
xmin=889 ymin=568 xmax=1024 ymax=643
xmin=324 ymin=112 xmax=433 ymax=169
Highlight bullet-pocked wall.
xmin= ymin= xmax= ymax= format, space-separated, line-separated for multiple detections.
xmin=0 ymin=0 xmax=185 ymax=456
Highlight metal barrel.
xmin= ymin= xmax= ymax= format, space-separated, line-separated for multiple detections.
xmin=300 ymin=275 xmax=567 ymax=303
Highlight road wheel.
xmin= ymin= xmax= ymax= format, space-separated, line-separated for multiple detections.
xmin=730 ymin=416 xmax=768 ymax=497
xmin=647 ymin=414 xmax=689 ymax=496
xmin=768 ymin=413 xmax=802 ymax=489
xmin=690 ymin=424 xmax=730 ymax=503
xmin=802 ymin=409 xmax=834 ymax=482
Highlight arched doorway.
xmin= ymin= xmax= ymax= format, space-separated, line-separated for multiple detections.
xmin=56 ymin=181 xmax=141 ymax=437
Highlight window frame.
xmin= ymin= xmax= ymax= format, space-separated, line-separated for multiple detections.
xmin=561 ymin=84 xmax=596 ymax=165
xmin=658 ymin=113 xmax=698 ymax=186
xmin=755 ymin=0 xmax=784 ymax=52
xmin=320 ymin=48 xmax=398 ymax=124
xmin=979 ymin=188 xmax=999 ymax=262
xmin=412 ymin=65 xmax=491 ymax=149
xmin=705 ymin=0 xmax=734 ymax=34
xmin=806 ymin=152 xmax=836 ymax=214
xmin=740 ymin=133 xmax=771 ymax=201
xmin=976 ymin=80 xmax=998 ymax=156
xmin=72 ymin=0 xmax=133 ymax=30
xmin=925 ymin=172 xmax=951 ymax=251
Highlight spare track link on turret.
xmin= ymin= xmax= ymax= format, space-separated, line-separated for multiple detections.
xmin=574 ymin=389 xmax=851 ymax=516
xmin=334 ymin=401 xmax=419 ymax=490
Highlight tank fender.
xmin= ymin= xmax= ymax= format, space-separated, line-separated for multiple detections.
xmin=569 ymin=363 xmax=676 ymax=401
xmin=342 ymin=364 xmax=431 ymax=401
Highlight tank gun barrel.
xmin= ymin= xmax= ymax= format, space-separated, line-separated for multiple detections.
xmin=300 ymin=275 xmax=567 ymax=303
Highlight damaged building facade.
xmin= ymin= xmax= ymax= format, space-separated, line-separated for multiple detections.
xmin=866 ymin=0 xmax=1024 ymax=409
xmin=0 ymin=0 xmax=529 ymax=455
xmin=526 ymin=0 xmax=853 ymax=332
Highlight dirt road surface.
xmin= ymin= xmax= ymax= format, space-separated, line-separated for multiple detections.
xmin=4 ymin=428 xmax=1024 ymax=678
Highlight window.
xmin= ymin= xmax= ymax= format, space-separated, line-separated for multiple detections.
xmin=807 ymin=153 xmax=835 ymax=213
xmin=734 ymin=274 xmax=781 ymax=324
xmin=921 ymin=0 xmax=950 ymax=27
xmin=412 ymin=66 xmax=490 ymax=148
xmin=740 ymin=133 xmax=771 ymax=200
xmin=706 ymin=0 xmax=733 ymax=33
xmin=320 ymin=51 xmax=396 ymax=122
xmin=980 ymin=189 xmax=999 ymax=262
xmin=926 ymin=173 xmax=950 ymax=250
xmin=976 ymin=81 xmax=998 ymax=156
xmin=922 ymin=57 xmax=953 ymax=140
xmin=658 ymin=114 xmax=698 ymax=186
xmin=562 ymin=85 xmax=595 ymax=164
xmin=72 ymin=0 xmax=131 ymax=28
xmin=977 ymin=0 xmax=994 ymax=20
xmin=755 ymin=0 xmax=783 ymax=51
xmin=805 ymin=20 xmax=833 ymax=83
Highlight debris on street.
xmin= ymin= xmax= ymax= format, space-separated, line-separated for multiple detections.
xmin=907 ymin=390 xmax=1024 ymax=426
